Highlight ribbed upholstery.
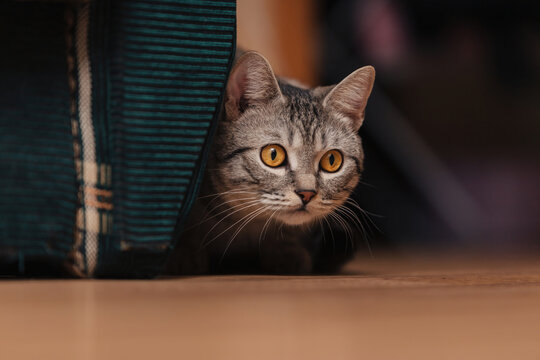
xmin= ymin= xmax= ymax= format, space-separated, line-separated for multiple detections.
xmin=0 ymin=0 xmax=236 ymax=277
xmin=95 ymin=0 xmax=235 ymax=277
xmin=0 ymin=3 xmax=77 ymax=273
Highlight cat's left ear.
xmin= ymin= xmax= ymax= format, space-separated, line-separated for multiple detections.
xmin=224 ymin=51 xmax=283 ymax=121
xmin=323 ymin=66 xmax=375 ymax=130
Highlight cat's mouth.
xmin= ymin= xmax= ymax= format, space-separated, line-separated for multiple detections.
xmin=275 ymin=205 xmax=319 ymax=225
xmin=287 ymin=204 xmax=309 ymax=213
xmin=281 ymin=209 xmax=308 ymax=217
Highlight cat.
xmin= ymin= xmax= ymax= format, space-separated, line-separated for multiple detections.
xmin=165 ymin=51 xmax=375 ymax=275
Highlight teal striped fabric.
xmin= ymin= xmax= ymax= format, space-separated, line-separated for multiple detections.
xmin=0 ymin=0 xmax=236 ymax=277
xmin=0 ymin=3 xmax=77 ymax=274
xmin=97 ymin=0 xmax=235 ymax=277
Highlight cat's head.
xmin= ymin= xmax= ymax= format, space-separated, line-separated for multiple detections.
xmin=211 ymin=51 xmax=375 ymax=226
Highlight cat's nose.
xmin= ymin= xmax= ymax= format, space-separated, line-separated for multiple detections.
xmin=295 ymin=190 xmax=317 ymax=205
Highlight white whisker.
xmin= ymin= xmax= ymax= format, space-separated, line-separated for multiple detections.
xmin=219 ymin=206 xmax=269 ymax=263
xmin=198 ymin=188 xmax=258 ymax=220
xmin=202 ymin=203 xmax=266 ymax=249
xmin=259 ymin=208 xmax=278 ymax=251
xmin=328 ymin=211 xmax=354 ymax=252
xmin=197 ymin=187 xmax=254 ymax=200
xmin=187 ymin=198 xmax=260 ymax=230
xmin=335 ymin=205 xmax=372 ymax=256
xmin=345 ymin=198 xmax=383 ymax=233
xmin=199 ymin=201 xmax=261 ymax=249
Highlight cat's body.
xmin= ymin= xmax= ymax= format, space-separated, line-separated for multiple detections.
xmin=166 ymin=52 xmax=375 ymax=275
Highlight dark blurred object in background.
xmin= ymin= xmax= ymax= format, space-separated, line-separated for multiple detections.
xmin=318 ymin=0 xmax=540 ymax=253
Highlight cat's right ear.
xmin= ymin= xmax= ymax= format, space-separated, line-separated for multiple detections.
xmin=323 ymin=66 xmax=375 ymax=131
xmin=224 ymin=51 xmax=283 ymax=121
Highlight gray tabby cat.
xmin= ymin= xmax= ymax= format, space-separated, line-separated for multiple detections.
xmin=166 ymin=51 xmax=375 ymax=275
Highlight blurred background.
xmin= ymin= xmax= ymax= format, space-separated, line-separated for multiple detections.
xmin=237 ymin=0 xmax=540 ymax=255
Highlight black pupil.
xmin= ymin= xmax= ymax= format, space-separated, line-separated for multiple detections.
xmin=270 ymin=148 xmax=277 ymax=161
xmin=328 ymin=153 xmax=335 ymax=166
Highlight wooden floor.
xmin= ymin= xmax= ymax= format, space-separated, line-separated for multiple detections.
xmin=1 ymin=255 xmax=540 ymax=360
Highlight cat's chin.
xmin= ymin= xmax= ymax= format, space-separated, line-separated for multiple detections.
xmin=276 ymin=209 xmax=318 ymax=226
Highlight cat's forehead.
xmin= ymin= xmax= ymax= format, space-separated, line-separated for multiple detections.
xmin=228 ymin=81 xmax=359 ymax=153
xmin=279 ymin=82 xmax=323 ymax=111
xmin=276 ymin=83 xmax=326 ymax=141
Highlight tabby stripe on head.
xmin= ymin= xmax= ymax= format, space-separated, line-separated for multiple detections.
xmin=242 ymin=165 xmax=260 ymax=184
xmin=351 ymin=157 xmax=363 ymax=173
xmin=222 ymin=147 xmax=253 ymax=161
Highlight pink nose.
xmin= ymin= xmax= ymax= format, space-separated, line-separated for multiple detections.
xmin=295 ymin=190 xmax=317 ymax=205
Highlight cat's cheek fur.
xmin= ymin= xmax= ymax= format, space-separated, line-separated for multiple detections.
xmin=319 ymin=166 xmax=359 ymax=196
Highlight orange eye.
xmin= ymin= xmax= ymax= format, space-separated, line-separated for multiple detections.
xmin=260 ymin=144 xmax=287 ymax=167
xmin=320 ymin=150 xmax=343 ymax=173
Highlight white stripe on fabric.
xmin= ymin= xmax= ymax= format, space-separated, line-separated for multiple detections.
xmin=76 ymin=4 xmax=98 ymax=276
